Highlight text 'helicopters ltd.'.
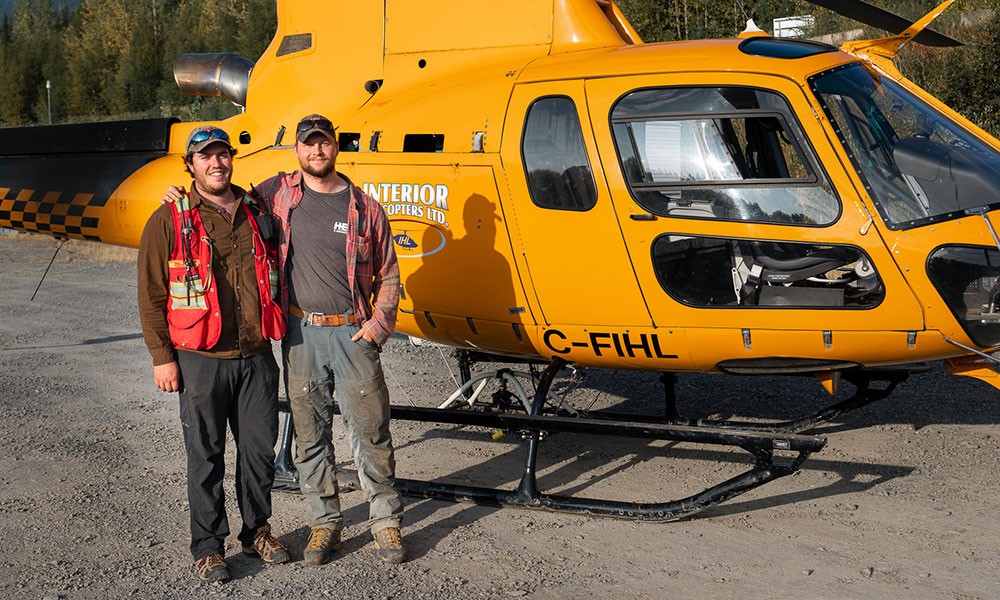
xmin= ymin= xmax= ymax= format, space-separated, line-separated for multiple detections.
xmin=3 ymin=0 xmax=1000 ymax=520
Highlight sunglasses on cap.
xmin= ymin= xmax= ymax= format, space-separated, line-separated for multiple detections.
xmin=296 ymin=118 xmax=334 ymax=133
xmin=189 ymin=127 xmax=230 ymax=145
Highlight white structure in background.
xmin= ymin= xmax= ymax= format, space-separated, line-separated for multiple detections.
xmin=773 ymin=8 xmax=994 ymax=47
xmin=773 ymin=15 xmax=815 ymax=38
xmin=773 ymin=14 xmax=862 ymax=46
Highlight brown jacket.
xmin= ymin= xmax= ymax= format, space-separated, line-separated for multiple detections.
xmin=137 ymin=186 xmax=273 ymax=365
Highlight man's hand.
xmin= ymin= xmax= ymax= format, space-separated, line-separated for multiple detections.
xmin=352 ymin=326 xmax=375 ymax=345
xmin=154 ymin=362 xmax=181 ymax=392
xmin=162 ymin=185 xmax=187 ymax=205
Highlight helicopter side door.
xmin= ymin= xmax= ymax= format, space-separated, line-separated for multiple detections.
xmin=499 ymin=80 xmax=651 ymax=329
xmin=584 ymin=73 xmax=926 ymax=371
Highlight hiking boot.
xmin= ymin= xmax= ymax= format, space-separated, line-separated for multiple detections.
xmin=242 ymin=524 xmax=291 ymax=564
xmin=303 ymin=527 xmax=343 ymax=566
xmin=372 ymin=527 xmax=407 ymax=564
xmin=194 ymin=553 xmax=229 ymax=582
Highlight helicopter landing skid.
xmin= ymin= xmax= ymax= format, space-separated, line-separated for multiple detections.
xmin=400 ymin=357 xmax=828 ymax=521
xmin=272 ymin=357 xmax=826 ymax=519
xmin=271 ymin=360 xmax=923 ymax=519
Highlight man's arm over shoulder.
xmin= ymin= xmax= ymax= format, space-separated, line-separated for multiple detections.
xmin=248 ymin=172 xmax=291 ymax=208
xmin=248 ymin=174 xmax=278 ymax=205
xmin=137 ymin=204 xmax=176 ymax=366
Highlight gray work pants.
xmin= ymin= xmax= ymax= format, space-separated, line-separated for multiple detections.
xmin=282 ymin=313 xmax=403 ymax=534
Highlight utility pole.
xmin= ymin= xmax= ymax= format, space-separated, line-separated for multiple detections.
xmin=46 ymin=80 xmax=52 ymax=125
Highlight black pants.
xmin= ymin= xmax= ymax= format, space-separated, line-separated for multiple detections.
xmin=177 ymin=350 xmax=279 ymax=560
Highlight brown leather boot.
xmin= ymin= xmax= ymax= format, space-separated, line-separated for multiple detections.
xmin=303 ymin=527 xmax=343 ymax=566
xmin=242 ymin=524 xmax=291 ymax=564
xmin=373 ymin=527 xmax=407 ymax=564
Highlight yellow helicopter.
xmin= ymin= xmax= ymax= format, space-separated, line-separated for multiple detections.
xmin=3 ymin=0 xmax=999 ymax=520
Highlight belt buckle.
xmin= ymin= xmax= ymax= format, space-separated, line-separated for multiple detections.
xmin=308 ymin=311 xmax=325 ymax=326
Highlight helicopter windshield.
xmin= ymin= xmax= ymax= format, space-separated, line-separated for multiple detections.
xmin=811 ymin=63 xmax=1000 ymax=230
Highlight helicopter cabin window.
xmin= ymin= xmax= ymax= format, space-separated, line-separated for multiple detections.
xmin=521 ymin=96 xmax=598 ymax=211
xmin=611 ymin=87 xmax=840 ymax=225
xmin=651 ymin=234 xmax=884 ymax=309
xmin=339 ymin=132 xmax=361 ymax=152
xmin=403 ymin=134 xmax=444 ymax=152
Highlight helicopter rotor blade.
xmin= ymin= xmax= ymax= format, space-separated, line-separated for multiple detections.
xmin=806 ymin=0 xmax=963 ymax=47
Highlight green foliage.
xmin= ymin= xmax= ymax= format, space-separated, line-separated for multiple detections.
xmin=0 ymin=0 xmax=274 ymax=126
xmin=0 ymin=0 xmax=996 ymax=138
xmin=618 ymin=0 xmax=754 ymax=42
xmin=0 ymin=0 xmax=66 ymax=125
xmin=902 ymin=10 xmax=1000 ymax=136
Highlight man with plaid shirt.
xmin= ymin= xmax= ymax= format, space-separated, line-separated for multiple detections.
xmin=250 ymin=114 xmax=405 ymax=565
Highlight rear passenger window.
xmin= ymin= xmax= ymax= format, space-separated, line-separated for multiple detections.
xmin=521 ymin=96 xmax=597 ymax=211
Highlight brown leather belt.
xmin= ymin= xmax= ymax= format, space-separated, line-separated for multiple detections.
xmin=289 ymin=305 xmax=357 ymax=327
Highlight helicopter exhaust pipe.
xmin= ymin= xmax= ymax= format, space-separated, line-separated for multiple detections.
xmin=173 ymin=53 xmax=255 ymax=109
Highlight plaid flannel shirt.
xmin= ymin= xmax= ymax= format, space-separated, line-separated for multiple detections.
xmin=249 ymin=171 xmax=399 ymax=346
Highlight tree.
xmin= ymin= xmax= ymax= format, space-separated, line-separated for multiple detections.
xmin=0 ymin=0 xmax=65 ymax=126
xmin=62 ymin=0 xmax=135 ymax=116
xmin=905 ymin=10 xmax=1000 ymax=136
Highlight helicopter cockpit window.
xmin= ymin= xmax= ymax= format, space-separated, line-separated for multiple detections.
xmin=610 ymin=86 xmax=840 ymax=226
xmin=521 ymin=96 xmax=598 ymax=211
xmin=811 ymin=63 xmax=1000 ymax=230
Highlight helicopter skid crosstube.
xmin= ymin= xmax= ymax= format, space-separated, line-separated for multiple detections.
xmin=272 ymin=357 xmax=836 ymax=522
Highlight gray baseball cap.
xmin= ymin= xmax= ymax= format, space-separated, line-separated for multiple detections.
xmin=186 ymin=126 xmax=233 ymax=154
xmin=295 ymin=114 xmax=336 ymax=143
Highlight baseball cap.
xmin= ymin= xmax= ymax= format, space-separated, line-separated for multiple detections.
xmin=186 ymin=126 xmax=233 ymax=154
xmin=295 ymin=114 xmax=336 ymax=143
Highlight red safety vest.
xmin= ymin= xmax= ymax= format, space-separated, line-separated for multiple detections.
xmin=166 ymin=194 xmax=286 ymax=350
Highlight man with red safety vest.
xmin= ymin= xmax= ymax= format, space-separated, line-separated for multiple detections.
xmin=138 ymin=126 xmax=289 ymax=583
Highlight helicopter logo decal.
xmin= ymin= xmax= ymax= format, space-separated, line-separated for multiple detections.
xmin=363 ymin=181 xmax=451 ymax=226
xmin=391 ymin=219 xmax=447 ymax=259
xmin=394 ymin=232 xmax=418 ymax=249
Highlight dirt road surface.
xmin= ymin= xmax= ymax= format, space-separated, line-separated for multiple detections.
xmin=2 ymin=234 xmax=999 ymax=599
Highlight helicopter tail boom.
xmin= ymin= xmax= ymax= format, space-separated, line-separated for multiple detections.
xmin=0 ymin=119 xmax=176 ymax=244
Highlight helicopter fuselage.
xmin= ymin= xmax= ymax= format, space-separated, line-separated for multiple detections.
xmin=3 ymin=0 xmax=1000 ymax=378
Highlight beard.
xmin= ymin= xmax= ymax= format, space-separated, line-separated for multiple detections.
xmin=195 ymin=172 xmax=231 ymax=196
xmin=301 ymin=156 xmax=334 ymax=178
xmin=194 ymin=175 xmax=230 ymax=195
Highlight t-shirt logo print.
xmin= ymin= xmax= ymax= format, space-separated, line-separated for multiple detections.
xmin=333 ymin=222 xmax=348 ymax=234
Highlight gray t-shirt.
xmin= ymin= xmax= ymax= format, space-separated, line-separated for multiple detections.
xmin=287 ymin=185 xmax=353 ymax=314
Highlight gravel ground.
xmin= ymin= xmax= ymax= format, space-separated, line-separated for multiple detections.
xmin=2 ymin=234 xmax=1000 ymax=600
